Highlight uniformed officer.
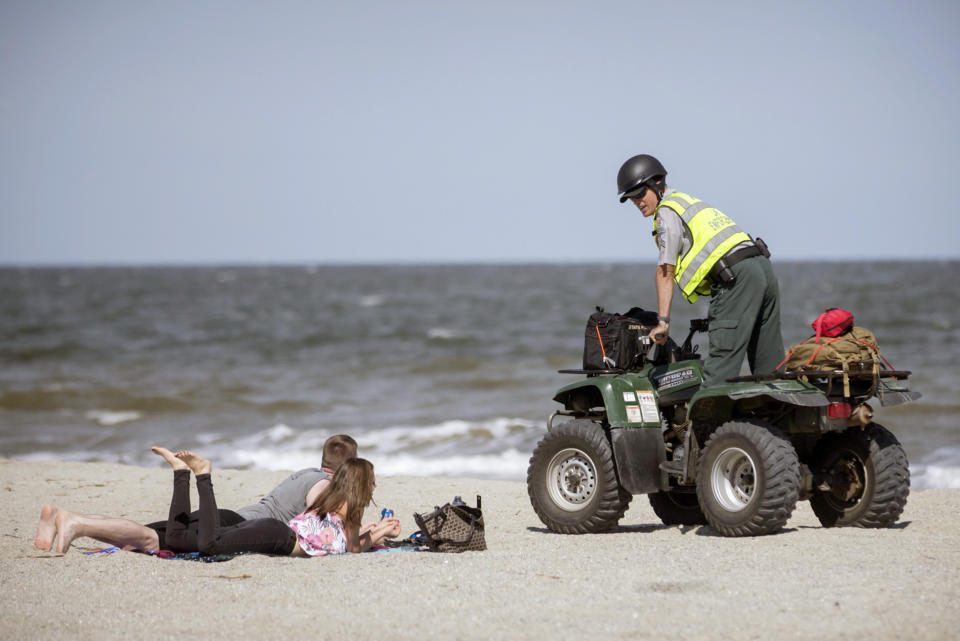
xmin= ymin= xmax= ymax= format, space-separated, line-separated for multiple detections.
xmin=617 ymin=154 xmax=784 ymax=387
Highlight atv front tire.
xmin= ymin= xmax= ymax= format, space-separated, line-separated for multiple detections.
xmin=810 ymin=423 xmax=910 ymax=528
xmin=648 ymin=490 xmax=707 ymax=526
xmin=527 ymin=419 xmax=631 ymax=534
xmin=696 ymin=420 xmax=801 ymax=536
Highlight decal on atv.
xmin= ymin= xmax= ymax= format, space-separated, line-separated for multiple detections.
xmin=636 ymin=391 xmax=659 ymax=422
xmin=653 ymin=367 xmax=698 ymax=391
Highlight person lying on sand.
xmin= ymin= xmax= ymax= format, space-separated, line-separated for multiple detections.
xmin=35 ymin=447 xmax=401 ymax=556
xmin=138 ymin=434 xmax=360 ymax=549
xmin=234 ymin=434 xmax=358 ymax=522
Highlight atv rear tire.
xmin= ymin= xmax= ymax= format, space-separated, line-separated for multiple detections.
xmin=527 ymin=419 xmax=631 ymax=534
xmin=810 ymin=423 xmax=910 ymax=528
xmin=648 ymin=490 xmax=707 ymax=526
xmin=696 ymin=420 xmax=801 ymax=536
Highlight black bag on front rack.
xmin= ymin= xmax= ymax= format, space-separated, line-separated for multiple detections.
xmin=582 ymin=307 xmax=658 ymax=371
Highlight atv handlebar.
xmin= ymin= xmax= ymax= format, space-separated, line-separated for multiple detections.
xmin=678 ymin=318 xmax=708 ymax=357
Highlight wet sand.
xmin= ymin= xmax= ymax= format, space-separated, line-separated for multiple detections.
xmin=2 ymin=458 xmax=958 ymax=640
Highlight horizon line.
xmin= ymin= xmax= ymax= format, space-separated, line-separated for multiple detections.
xmin=1 ymin=256 xmax=957 ymax=269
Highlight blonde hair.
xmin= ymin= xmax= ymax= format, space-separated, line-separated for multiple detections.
xmin=306 ymin=457 xmax=374 ymax=527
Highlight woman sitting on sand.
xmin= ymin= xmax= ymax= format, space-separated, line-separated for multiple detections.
xmin=35 ymin=447 xmax=401 ymax=556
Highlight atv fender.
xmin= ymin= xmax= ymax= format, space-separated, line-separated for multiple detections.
xmin=553 ymin=374 xmax=660 ymax=426
xmin=553 ymin=375 xmax=667 ymax=495
xmin=688 ymin=378 xmax=829 ymax=423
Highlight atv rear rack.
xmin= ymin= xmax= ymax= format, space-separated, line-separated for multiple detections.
xmin=729 ymin=364 xmax=913 ymax=403
xmin=727 ymin=367 xmax=912 ymax=384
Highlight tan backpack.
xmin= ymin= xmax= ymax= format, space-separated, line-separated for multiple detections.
xmin=781 ymin=327 xmax=894 ymax=397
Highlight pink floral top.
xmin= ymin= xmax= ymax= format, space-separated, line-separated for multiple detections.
xmin=287 ymin=511 xmax=348 ymax=556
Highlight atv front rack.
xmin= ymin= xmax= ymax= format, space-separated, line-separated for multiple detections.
xmin=558 ymin=368 xmax=627 ymax=375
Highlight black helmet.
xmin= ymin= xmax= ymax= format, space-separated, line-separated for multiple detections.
xmin=617 ymin=154 xmax=667 ymax=202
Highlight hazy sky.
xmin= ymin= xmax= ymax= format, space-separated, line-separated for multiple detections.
xmin=1 ymin=1 xmax=957 ymax=264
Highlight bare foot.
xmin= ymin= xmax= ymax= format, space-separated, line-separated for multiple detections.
xmin=175 ymin=450 xmax=212 ymax=475
xmin=54 ymin=511 xmax=79 ymax=554
xmin=151 ymin=446 xmax=189 ymax=471
xmin=34 ymin=505 xmax=60 ymax=551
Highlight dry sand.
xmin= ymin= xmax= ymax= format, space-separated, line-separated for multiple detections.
xmin=2 ymin=457 xmax=958 ymax=640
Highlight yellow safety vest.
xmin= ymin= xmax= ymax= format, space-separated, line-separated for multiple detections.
xmin=654 ymin=191 xmax=751 ymax=303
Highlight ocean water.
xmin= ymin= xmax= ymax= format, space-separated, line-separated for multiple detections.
xmin=1 ymin=262 xmax=958 ymax=489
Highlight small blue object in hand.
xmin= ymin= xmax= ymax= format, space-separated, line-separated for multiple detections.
xmin=380 ymin=508 xmax=394 ymax=519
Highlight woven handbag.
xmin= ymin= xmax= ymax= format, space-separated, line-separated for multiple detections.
xmin=413 ymin=496 xmax=486 ymax=553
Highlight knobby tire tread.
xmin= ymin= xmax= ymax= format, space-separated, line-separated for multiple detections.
xmin=697 ymin=420 xmax=801 ymax=537
xmin=527 ymin=419 xmax=631 ymax=534
xmin=811 ymin=423 xmax=909 ymax=528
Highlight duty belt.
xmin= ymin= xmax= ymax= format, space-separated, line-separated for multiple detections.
xmin=709 ymin=244 xmax=763 ymax=284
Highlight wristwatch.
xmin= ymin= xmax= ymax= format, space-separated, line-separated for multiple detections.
xmin=657 ymin=315 xmax=670 ymax=323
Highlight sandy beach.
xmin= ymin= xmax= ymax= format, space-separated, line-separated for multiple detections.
xmin=2 ymin=457 xmax=958 ymax=641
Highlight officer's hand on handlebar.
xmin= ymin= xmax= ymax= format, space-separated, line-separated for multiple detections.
xmin=652 ymin=320 xmax=670 ymax=345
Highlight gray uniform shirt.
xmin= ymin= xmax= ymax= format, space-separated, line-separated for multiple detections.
xmin=654 ymin=188 xmax=752 ymax=267
xmin=234 ymin=467 xmax=330 ymax=522
xmin=654 ymin=188 xmax=690 ymax=266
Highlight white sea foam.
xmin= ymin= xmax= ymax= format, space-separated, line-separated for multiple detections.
xmin=265 ymin=423 xmax=295 ymax=442
xmin=195 ymin=432 xmax=223 ymax=445
xmin=194 ymin=417 xmax=540 ymax=480
xmin=372 ymin=449 xmax=529 ymax=481
xmin=85 ymin=410 xmax=142 ymax=426
xmin=358 ymin=417 xmax=537 ymax=450
xmin=191 ymin=419 xmax=960 ymax=490
xmin=359 ymin=295 xmax=384 ymax=307
xmin=912 ymin=464 xmax=960 ymax=490
xmin=226 ymin=448 xmax=322 ymax=472
xmin=210 ymin=444 xmax=529 ymax=481
xmin=427 ymin=327 xmax=461 ymax=340
xmin=910 ymin=446 xmax=960 ymax=490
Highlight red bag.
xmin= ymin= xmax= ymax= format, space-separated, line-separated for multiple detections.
xmin=811 ymin=308 xmax=854 ymax=340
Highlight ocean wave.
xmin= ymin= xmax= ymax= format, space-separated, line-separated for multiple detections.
xmin=189 ymin=418 xmax=542 ymax=479
xmin=0 ymin=384 xmax=321 ymax=415
xmin=85 ymin=410 xmax=143 ymax=426
xmin=370 ymin=449 xmax=529 ymax=480
xmin=165 ymin=419 xmax=960 ymax=490
xmin=912 ymin=464 xmax=960 ymax=490
xmin=359 ymin=295 xmax=385 ymax=307
xmin=9 ymin=436 xmax=960 ymax=490
xmin=427 ymin=327 xmax=465 ymax=340
xmin=206 ymin=445 xmax=530 ymax=481
xmin=0 ymin=388 xmax=195 ymax=413
xmin=4 ymin=342 xmax=89 ymax=362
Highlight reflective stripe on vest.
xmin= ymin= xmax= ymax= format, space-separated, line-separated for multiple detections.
xmin=654 ymin=191 xmax=751 ymax=303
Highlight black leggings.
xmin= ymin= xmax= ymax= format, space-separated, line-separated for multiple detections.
xmin=148 ymin=470 xmax=296 ymax=556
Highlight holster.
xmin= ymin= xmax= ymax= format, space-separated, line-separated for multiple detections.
xmin=709 ymin=239 xmax=771 ymax=284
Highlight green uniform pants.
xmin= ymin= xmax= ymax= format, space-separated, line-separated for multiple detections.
xmin=702 ymin=255 xmax=784 ymax=387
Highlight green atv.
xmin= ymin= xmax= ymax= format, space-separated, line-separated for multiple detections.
xmin=527 ymin=317 xmax=919 ymax=536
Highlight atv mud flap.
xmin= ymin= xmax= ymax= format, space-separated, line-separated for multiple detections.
xmin=610 ymin=426 xmax=667 ymax=494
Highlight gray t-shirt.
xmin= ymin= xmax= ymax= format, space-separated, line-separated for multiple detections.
xmin=235 ymin=467 xmax=330 ymax=523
